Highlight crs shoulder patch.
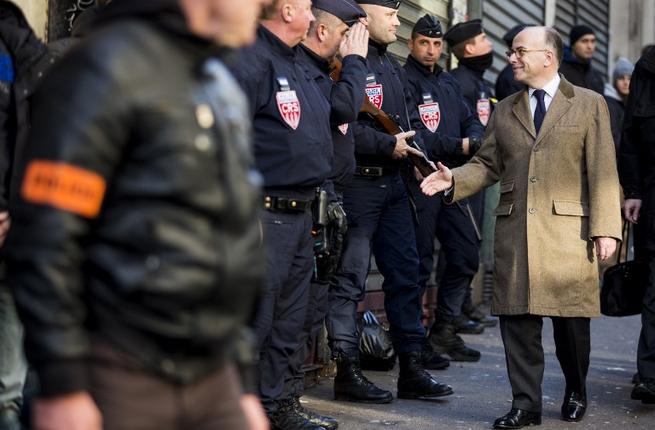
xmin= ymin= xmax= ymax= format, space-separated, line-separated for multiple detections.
xmin=21 ymin=161 xmax=107 ymax=218
xmin=0 ymin=54 xmax=14 ymax=83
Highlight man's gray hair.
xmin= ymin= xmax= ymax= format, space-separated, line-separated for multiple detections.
xmin=544 ymin=27 xmax=563 ymax=65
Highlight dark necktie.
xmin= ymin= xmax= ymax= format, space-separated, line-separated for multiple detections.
xmin=533 ymin=89 xmax=547 ymax=134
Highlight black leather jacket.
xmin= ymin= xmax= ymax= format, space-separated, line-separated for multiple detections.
xmin=4 ymin=4 xmax=263 ymax=396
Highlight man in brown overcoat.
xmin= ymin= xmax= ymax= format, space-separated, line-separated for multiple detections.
xmin=421 ymin=26 xmax=622 ymax=429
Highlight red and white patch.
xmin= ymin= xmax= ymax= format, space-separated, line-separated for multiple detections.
xmin=338 ymin=124 xmax=349 ymax=135
xmin=276 ymin=90 xmax=301 ymax=130
xmin=477 ymin=98 xmax=490 ymax=126
xmin=418 ymin=102 xmax=440 ymax=133
xmin=365 ymin=84 xmax=384 ymax=110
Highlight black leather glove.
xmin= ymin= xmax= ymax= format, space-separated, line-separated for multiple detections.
xmin=468 ymin=136 xmax=483 ymax=155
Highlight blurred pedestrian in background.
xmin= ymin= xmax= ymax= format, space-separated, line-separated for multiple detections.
xmin=559 ymin=24 xmax=604 ymax=94
xmin=604 ymin=57 xmax=633 ymax=153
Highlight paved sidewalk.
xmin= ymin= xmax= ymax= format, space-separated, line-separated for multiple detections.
xmin=303 ymin=315 xmax=655 ymax=429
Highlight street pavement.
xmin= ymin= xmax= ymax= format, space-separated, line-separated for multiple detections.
xmin=303 ymin=314 xmax=655 ymax=429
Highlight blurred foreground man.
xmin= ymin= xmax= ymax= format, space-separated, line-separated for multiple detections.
xmin=421 ymin=27 xmax=621 ymax=428
xmin=621 ymin=47 xmax=655 ymax=405
xmin=4 ymin=1 xmax=270 ymax=429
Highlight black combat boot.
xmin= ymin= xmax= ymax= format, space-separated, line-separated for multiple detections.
xmin=292 ymin=397 xmax=338 ymax=430
xmin=463 ymin=303 xmax=497 ymax=327
xmin=397 ymin=351 xmax=453 ymax=399
xmin=454 ymin=314 xmax=485 ymax=334
xmin=632 ymin=379 xmax=655 ymax=404
xmin=267 ymin=399 xmax=325 ymax=430
xmin=429 ymin=322 xmax=481 ymax=362
xmin=333 ymin=356 xmax=393 ymax=403
xmin=421 ymin=338 xmax=450 ymax=370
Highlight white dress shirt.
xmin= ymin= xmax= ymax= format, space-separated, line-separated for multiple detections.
xmin=528 ymin=74 xmax=561 ymax=118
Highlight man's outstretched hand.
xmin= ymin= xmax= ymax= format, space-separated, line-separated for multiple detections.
xmin=420 ymin=162 xmax=453 ymax=196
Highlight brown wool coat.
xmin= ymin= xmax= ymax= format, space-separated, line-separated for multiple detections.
xmin=451 ymin=76 xmax=622 ymax=317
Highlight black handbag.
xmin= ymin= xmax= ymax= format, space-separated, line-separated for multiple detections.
xmin=601 ymin=221 xmax=649 ymax=317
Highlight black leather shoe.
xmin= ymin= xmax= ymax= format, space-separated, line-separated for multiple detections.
xmin=0 ymin=406 xmax=21 ymax=430
xmin=421 ymin=339 xmax=450 ymax=370
xmin=268 ymin=400 xmax=325 ymax=430
xmin=561 ymin=392 xmax=586 ymax=422
xmin=397 ymin=351 xmax=453 ymax=399
xmin=632 ymin=380 xmax=655 ymax=404
xmin=293 ymin=398 xmax=338 ymax=430
xmin=334 ymin=357 xmax=393 ymax=403
xmin=493 ymin=408 xmax=541 ymax=429
xmin=429 ymin=322 xmax=481 ymax=362
xmin=454 ymin=314 xmax=485 ymax=334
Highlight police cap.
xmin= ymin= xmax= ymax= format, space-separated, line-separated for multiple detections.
xmin=444 ymin=19 xmax=483 ymax=47
xmin=412 ymin=14 xmax=443 ymax=38
xmin=355 ymin=0 xmax=401 ymax=10
xmin=314 ymin=0 xmax=367 ymax=26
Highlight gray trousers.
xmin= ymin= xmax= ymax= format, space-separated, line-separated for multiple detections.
xmin=0 ymin=283 xmax=27 ymax=410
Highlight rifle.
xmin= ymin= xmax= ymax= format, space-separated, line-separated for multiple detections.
xmin=359 ymin=98 xmax=436 ymax=177
xmin=330 ymin=58 xmax=436 ymax=177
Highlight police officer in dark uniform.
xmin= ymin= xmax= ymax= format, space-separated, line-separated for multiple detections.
xmin=326 ymin=0 xmax=453 ymax=403
xmin=495 ymin=24 xmax=529 ymax=101
xmin=230 ymin=2 xmax=335 ymax=429
xmin=291 ymin=1 xmax=369 ymax=428
xmin=444 ymin=19 xmax=498 ymax=330
xmin=404 ymin=15 xmax=486 ymax=365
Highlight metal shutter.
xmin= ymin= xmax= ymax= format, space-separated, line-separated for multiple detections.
xmin=482 ymin=0 xmax=546 ymax=88
xmin=555 ymin=0 xmax=610 ymax=78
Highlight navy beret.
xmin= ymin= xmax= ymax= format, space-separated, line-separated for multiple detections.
xmin=412 ymin=14 xmax=443 ymax=38
xmin=314 ymin=0 xmax=367 ymax=26
xmin=443 ymin=19 xmax=483 ymax=47
xmin=355 ymin=0 xmax=401 ymax=10
xmin=503 ymin=24 xmax=532 ymax=47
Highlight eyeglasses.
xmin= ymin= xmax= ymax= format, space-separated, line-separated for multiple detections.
xmin=505 ymin=48 xmax=550 ymax=59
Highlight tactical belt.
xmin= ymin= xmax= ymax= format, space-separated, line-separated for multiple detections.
xmin=354 ymin=166 xmax=395 ymax=177
xmin=263 ymin=195 xmax=313 ymax=213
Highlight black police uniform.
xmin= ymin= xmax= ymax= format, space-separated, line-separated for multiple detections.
xmin=230 ymin=25 xmax=332 ymax=413
xmin=404 ymin=54 xmax=484 ymax=322
xmin=444 ymin=19 xmax=494 ymax=323
xmin=324 ymin=0 xmax=453 ymax=403
xmin=326 ymin=35 xmax=427 ymax=359
xmin=290 ymin=43 xmax=368 ymax=400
